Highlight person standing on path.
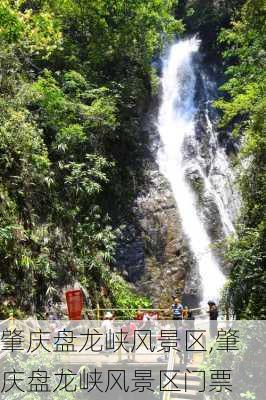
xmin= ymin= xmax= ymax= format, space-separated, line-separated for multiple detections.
xmin=172 ymin=297 xmax=183 ymax=320
xmin=208 ymin=300 xmax=218 ymax=338
xmin=101 ymin=311 xmax=114 ymax=351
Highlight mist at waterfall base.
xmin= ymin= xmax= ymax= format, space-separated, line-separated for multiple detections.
xmin=157 ymin=38 xmax=237 ymax=307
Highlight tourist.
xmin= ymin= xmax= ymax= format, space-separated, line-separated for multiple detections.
xmin=122 ymin=320 xmax=136 ymax=361
xmin=208 ymin=300 xmax=218 ymax=338
xmin=102 ymin=311 xmax=114 ymax=351
xmin=135 ymin=306 xmax=144 ymax=321
xmin=176 ymin=322 xmax=188 ymax=367
xmin=182 ymin=305 xmax=189 ymax=319
xmin=172 ymin=297 xmax=183 ymax=320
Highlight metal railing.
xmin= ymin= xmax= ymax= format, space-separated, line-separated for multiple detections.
xmin=87 ymin=306 xmax=206 ymax=320
xmin=162 ymin=346 xmax=176 ymax=400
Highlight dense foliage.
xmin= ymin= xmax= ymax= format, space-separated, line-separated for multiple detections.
xmin=0 ymin=0 xmax=265 ymax=320
xmin=176 ymin=0 xmax=245 ymax=57
xmin=215 ymin=0 xmax=266 ymax=318
xmin=201 ymin=322 xmax=264 ymax=398
xmin=0 ymin=0 xmax=181 ymax=317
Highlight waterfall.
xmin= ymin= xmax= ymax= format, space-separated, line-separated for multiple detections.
xmin=157 ymin=38 xmax=236 ymax=305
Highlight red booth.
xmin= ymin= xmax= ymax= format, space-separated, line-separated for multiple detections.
xmin=65 ymin=289 xmax=83 ymax=320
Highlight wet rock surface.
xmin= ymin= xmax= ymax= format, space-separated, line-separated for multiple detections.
xmin=115 ymin=61 xmax=239 ymax=309
xmin=115 ymin=105 xmax=201 ymax=308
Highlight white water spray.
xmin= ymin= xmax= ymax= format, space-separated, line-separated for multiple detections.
xmin=157 ymin=38 xmax=229 ymax=304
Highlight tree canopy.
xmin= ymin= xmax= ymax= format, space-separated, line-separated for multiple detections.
xmin=215 ymin=0 xmax=266 ymax=319
xmin=0 ymin=0 xmax=181 ymax=317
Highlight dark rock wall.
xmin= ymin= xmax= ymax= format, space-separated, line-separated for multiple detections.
xmin=114 ymin=60 xmax=238 ymax=309
xmin=115 ymin=101 xmax=201 ymax=308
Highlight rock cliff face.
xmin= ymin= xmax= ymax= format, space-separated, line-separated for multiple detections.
xmin=115 ymin=102 xmax=201 ymax=309
xmin=115 ymin=57 xmax=238 ymax=309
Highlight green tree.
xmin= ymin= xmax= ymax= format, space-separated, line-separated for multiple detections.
xmin=0 ymin=0 xmax=182 ymax=317
xmin=216 ymin=0 xmax=266 ymax=318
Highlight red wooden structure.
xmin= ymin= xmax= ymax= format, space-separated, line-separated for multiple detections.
xmin=65 ymin=289 xmax=83 ymax=320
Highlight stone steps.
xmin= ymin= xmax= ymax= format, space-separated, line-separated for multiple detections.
xmin=168 ymin=364 xmax=203 ymax=400
xmin=172 ymin=378 xmax=201 ymax=389
xmin=170 ymin=389 xmax=201 ymax=399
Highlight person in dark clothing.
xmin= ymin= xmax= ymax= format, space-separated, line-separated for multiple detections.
xmin=208 ymin=300 xmax=218 ymax=338
xmin=176 ymin=323 xmax=188 ymax=367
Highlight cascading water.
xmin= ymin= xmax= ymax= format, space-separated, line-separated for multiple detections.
xmin=157 ymin=38 xmax=237 ymax=305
